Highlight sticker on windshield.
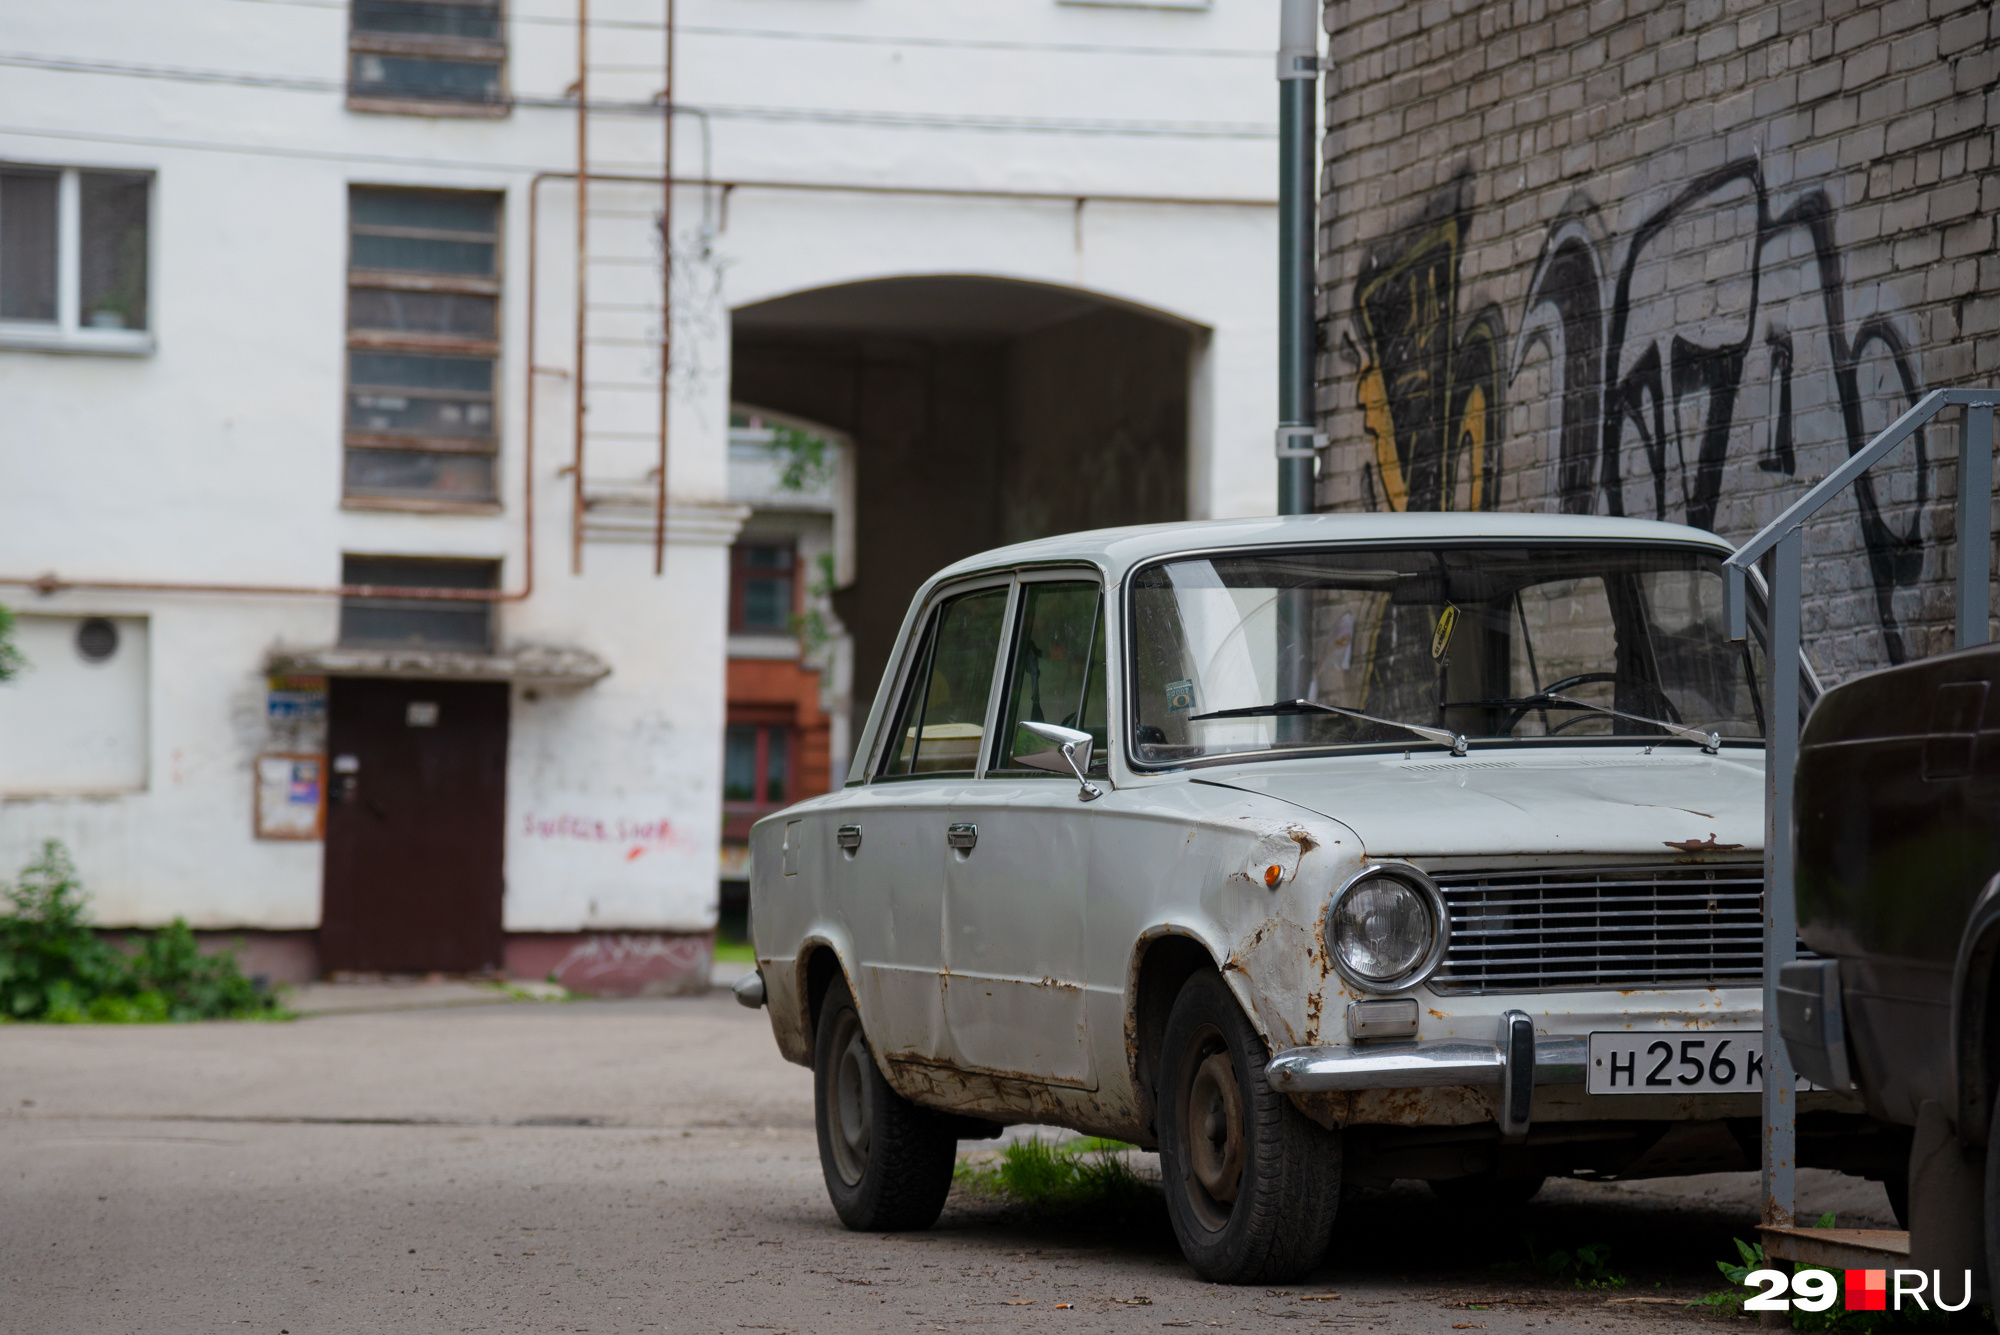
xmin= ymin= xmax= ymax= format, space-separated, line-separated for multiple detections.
xmin=1165 ymin=679 xmax=1195 ymax=713
xmin=1430 ymin=604 xmax=1458 ymax=660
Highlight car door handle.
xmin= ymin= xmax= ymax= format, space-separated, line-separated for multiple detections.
xmin=836 ymin=824 xmax=862 ymax=851
xmin=946 ymin=822 xmax=978 ymax=850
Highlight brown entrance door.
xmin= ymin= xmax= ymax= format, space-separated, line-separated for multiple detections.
xmin=321 ymin=678 xmax=509 ymax=974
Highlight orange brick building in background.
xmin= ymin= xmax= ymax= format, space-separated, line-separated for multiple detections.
xmin=723 ymin=655 xmax=832 ymax=846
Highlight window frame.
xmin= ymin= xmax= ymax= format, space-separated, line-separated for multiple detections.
xmin=723 ymin=720 xmax=795 ymax=819
xmin=728 ymin=540 xmax=800 ymax=637
xmin=343 ymin=185 xmax=504 ymax=513
xmin=348 ymin=0 xmax=511 ymax=118
xmin=865 ymin=573 xmax=1017 ymax=784
xmin=1118 ymin=537 xmax=1783 ymax=774
xmin=338 ymin=553 xmax=501 ymax=652
xmin=0 ymin=163 xmax=154 ymax=356
xmin=987 ymin=569 xmax=1109 ymax=778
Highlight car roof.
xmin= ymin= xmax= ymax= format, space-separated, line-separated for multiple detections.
xmin=926 ymin=512 xmax=1736 ymax=585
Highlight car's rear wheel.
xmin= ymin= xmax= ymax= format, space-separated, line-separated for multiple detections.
xmin=1156 ymin=969 xmax=1341 ymax=1283
xmin=812 ymin=973 xmax=956 ymax=1231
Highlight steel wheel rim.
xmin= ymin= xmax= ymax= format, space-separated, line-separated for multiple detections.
xmin=826 ymin=1010 xmax=872 ymax=1187
xmin=1177 ymin=1024 xmax=1242 ymax=1232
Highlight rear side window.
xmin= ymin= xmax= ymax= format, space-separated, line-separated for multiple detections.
xmin=878 ymin=587 xmax=1008 ymax=777
xmin=992 ymin=581 xmax=1108 ymax=775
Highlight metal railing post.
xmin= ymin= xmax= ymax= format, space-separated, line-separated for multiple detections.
xmin=1960 ymin=402 xmax=1993 ymax=648
xmin=1761 ymin=527 xmax=1802 ymax=1229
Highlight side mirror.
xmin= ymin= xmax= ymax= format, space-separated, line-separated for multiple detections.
xmin=1017 ymin=720 xmax=1104 ymax=802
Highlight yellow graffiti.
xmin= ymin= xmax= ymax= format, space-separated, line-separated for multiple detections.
xmin=1360 ymin=364 xmax=1408 ymax=512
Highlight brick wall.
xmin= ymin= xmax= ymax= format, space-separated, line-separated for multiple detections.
xmin=1315 ymin=0 xmax=1999 ymax=683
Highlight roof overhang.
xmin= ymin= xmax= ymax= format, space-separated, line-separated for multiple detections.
xmin=265 ymin=643 xmax=611 ymax=685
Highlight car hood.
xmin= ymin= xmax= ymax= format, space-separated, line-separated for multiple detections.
xmin=1195 ymin=747 xmax=1765 ymax=860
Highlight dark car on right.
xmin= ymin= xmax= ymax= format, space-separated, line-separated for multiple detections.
xmin=1785 ymin=639 xmax=2000 ymax=1286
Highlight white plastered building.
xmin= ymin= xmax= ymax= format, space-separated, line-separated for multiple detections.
xmin=0 ymin=0 xmax=1286 ymax=989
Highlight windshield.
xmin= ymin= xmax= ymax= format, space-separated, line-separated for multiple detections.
xmin=1127 ymin=544 xmax=1768 ymax=766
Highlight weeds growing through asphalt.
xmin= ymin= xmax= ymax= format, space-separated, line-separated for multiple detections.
xmin=954 ymin=1135 xmax=1158 ymax=1215
xmin=1492 ymin=1231 xmax=1627 ymax=1288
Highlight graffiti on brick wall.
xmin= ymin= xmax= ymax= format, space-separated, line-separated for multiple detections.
xmin=1521 ymin=158 xmax=1927 ymax=660
xmin=1354 ymin=159 xmax=1929 ymax=661
xmin=1354 ymin=173 xmax=1507 ymax=513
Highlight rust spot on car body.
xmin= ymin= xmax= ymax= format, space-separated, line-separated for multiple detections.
xmin=1289 ymin=1083 xmax=1495 ymax=1131
xmin=1664 ymin=834 xmax=1744 ymax=852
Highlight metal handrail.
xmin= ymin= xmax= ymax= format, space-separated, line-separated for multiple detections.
xmin=1722 ymin=386 xmax=2000 ymax=1228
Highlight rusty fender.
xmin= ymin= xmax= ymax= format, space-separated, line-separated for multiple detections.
xmin=882 ymin=1059 xmax=1141 ymax=1143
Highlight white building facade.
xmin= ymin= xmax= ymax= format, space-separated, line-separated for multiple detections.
xmin=0 ymin=0 xmax=1289 ymax=989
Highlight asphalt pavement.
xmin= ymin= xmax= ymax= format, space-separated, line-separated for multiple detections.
xmin=0 ymin=986 xmax=1899 ymax=1334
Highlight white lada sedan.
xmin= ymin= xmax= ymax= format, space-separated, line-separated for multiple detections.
xmin=742 ymin=513 xmax=1868 ymax=1283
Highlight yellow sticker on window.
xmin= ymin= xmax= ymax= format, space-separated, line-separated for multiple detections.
xmin=1430 ymin=604 xmax=1458 ymax=660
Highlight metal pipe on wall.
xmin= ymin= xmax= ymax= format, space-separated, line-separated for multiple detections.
xmin=653 ymin=0 xmax=674 ymax=577
xmin=1275 ymin=0 xmax=1320 ymax=517
xmin=572 ymin=0 xmax=590 ymax=576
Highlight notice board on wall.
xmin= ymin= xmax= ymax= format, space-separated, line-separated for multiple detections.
xmin=255 ymin=753 xmax=325 ymax=840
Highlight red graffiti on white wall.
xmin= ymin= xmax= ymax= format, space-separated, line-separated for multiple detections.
xmin=520 ymin=812 xmax=685 ymax=859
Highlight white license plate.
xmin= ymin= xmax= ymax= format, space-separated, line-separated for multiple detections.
xmin=1587 ymin=1031 xmax=1806 ymax=1094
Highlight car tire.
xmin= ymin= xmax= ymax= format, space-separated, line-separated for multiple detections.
xmin=812 ymin=973 xmax=957 ymax=1232
xmin=1156 ymin=969 xmax=1341 ymax=1284
xmin=1427 ymin=1173 xmax=1545 ymax=1210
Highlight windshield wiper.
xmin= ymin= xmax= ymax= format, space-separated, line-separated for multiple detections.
xmin=1445 ymin=692 xmax=1721 ymax=754
xmin=1188 ymin=698 xmax=1469 ymax=757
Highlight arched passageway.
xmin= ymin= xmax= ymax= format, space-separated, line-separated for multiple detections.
xmin=730 ymin=275 xmax=1204 ymax=746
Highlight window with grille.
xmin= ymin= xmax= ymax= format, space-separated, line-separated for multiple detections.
xmin=349 ymin=0 xmax=508 ymax=115
xmin=0 ymin=166 xmax=150 ymax=353
xmin=339 ymin=555 xmax=500 ymax=651
xmin=345 ymin=187 xmax=502 ymax=508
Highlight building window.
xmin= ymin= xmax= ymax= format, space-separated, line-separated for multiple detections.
xmin=349 ymin=0 xmax=508 ymax=116
xmin=345 ymin=187 xmax=502 ymax=509
xmin=723 ymin=724 xmax=791 ymax=806
xmin=339 ymin=555 xmax=499 ymax=652
xmin=729 ymin=542 xmax=796 ymax=635
xmin=0 ymin=166 xmax=151 ymax=353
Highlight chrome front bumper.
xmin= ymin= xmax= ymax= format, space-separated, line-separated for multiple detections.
xmin=1265 ymin=1014 xmax=1585 ymax=1137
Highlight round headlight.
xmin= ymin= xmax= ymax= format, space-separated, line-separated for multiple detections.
xmin=1327 ymin=866 xmax=1447 ymax=992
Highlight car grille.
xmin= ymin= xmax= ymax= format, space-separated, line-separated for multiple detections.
xmin=1427 ymin=863 xmax=1769 ymax=995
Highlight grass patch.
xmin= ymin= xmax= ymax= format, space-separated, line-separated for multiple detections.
xmin=1492 ymin=1231 xmax=1626 ymax=1289
xmin=712 ymin=939 xmax=756 ymax=965
xmin=954 ymin=1135 xmax=1158 ymax=1215
xmin=0 ymin=840 xmax=288 ymax=1023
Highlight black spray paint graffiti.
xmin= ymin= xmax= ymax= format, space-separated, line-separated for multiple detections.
xmin=1522 ymin=157 xmax=1926 ymax=659
xmin=1353 ymin=160 xmax=1928 ymax=661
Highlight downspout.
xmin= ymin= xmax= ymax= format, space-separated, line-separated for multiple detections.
xmin=1275 ymin=0 xmax=1322 ymax=516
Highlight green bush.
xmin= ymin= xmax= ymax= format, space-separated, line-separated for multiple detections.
xmin=0 ymin=840 xmax=286 ymax=1022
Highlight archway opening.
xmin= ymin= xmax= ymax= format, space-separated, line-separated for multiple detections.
xmin=730 ymin=275 xmax=1202 ymax=753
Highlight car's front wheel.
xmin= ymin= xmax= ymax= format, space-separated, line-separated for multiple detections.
xmin=1156 ymin=969 xmax=1342 ymax=1283
xmin=812 ymin=973 xmax=957 ymax=1231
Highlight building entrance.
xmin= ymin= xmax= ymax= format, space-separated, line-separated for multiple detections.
xmin=321 ymin=678 xmax=508 ymax=975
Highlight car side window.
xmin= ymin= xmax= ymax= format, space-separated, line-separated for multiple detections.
xmin=993 ymin=580 xmax=1109 ymax=775
xmin=878 ymin=586 xmax=1009 ymax=778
